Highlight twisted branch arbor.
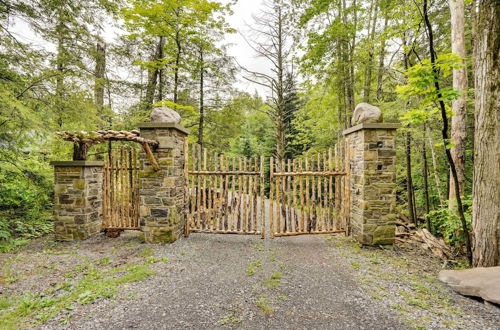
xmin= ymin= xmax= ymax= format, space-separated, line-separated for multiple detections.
xmin=55 ymin=130 xmax=160 ymax=170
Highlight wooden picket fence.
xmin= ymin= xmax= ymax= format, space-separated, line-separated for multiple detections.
xmin=269 ymin=145 xmax=350 ymax=237
xmin=102 ymin=146 xmax=140 ymax=230
xmin=186 ymin=145 xmax=265 ymax=237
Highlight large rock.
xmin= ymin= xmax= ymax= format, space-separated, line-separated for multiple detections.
xmin=151 ymin=106 xmax=181 ymax=124
xmin=438 ymin=266 xmax=500 ymax=304
xmin=352 ymin=103 xmax=382 ymax=125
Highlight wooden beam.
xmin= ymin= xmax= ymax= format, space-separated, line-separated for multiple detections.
xmin=142 ymin=143 xmax=160 ymax=171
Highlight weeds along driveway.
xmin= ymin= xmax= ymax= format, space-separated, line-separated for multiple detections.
xmin=0 ymin=233 xmax=498 ymax=329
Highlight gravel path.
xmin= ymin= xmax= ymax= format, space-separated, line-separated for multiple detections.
xmin=38 ymin=233 xmax=407 ymax=329
xmin=2 ymin=232 xmax=498 ymax=329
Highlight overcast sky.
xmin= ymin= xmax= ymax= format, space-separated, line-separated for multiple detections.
xmin=224 ymin=0 xmax=270 ymax=96
xmin=10 ymin=0 xmax=270 ymax=96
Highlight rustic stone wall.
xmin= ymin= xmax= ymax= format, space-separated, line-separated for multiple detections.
xmin=138 ymin=123 xmax=188 ymax=244
xmin=343 ymin=123 xmax=399 ymax=245
xmin=51 ymin=161 xmax=103 ymax=240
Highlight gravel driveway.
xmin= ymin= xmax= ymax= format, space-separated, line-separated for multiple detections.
xmin=38 ymin=233 xmax=406 ymax=330
xmin=2 ymin=231 xmax=498 ymax=329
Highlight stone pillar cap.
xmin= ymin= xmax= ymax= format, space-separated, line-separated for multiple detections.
xmin=137 ymin=122 xmax=189 ymax=135
xmin=342 ymin=123 xmax=400 ymax=136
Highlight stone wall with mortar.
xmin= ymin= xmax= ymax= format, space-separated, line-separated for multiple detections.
xmin=51 ymin=161 xmax=103 ymax=240
xmin=138 ymin=123 xmax=188 ymax=243
xmin=343 ymin=123 xmax=399 ymax=245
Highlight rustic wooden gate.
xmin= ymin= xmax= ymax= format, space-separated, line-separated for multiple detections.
xmin=102 ymin=146 xmax=140 ymax=230
xmin=269 ymin=146 xmax=350 ymax=238
xmin=186 ymin=145 xmax=265 ymax=238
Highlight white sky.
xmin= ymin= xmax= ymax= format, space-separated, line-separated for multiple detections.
xmin=10 ymin=0 xmax=271 ymax=97
xmin=224 ymin=0 xmax=271 ymax=96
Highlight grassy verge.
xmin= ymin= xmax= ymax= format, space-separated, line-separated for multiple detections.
xmin=0 ymin=248 xmax=157 ymax=328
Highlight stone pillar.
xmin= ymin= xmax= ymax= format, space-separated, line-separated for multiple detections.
xmin=137 ymin=122 xmax=189 ymax=244
xmin=51 ymin=161 xmax=104 ymax=240
xmin=343 ymin=123 xmax=400 ymax=245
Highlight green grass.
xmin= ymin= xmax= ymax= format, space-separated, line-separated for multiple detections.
xmin=217 ymin=314 xmax=243 ymax=325
xmin=262 ymin=272 xmax=283 ymax=289
xmin=246 ymin=260 xmax=262 ymax=276
xmin=0 ymin=263 xmax=155 ymax=329
xmin=350 ymin=261 xmax=361 ymax=269
xmin=256 ymin=297 xmax=273 ymax=315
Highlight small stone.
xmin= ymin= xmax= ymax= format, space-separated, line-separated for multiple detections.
xmin=151 ymin=106 xmax=181 ymax=124
xmin=352 ymin=103 xmax=382 ymax=125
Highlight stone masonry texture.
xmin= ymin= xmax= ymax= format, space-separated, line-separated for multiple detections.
xmin=138 ymin=124 xmax=188 ymax=244
xmin=52 ymin=163 xmax=103 ymax=240
xmin=344 ymin=125 xmax=398 ymax=245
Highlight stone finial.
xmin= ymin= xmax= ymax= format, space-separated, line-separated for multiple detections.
xmin=352 ymin=103 xmax=382 ymax=125
xmin=151 ymin=106 xmax=181 ymax=124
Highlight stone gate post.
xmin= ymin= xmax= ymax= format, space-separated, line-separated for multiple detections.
xmin=342 ymin=123 xmax=400 ymax=245
xmin=137 ymin=122 xmax=189 ymax=244
xmin=51 ymin=161 xmax=104 ymax=240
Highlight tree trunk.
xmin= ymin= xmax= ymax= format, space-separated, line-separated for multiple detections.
xmin=363 ymin=0 xmax=378 ymax=103
xmin=275 ymin=5 xmax=286 ymax=162
xmin=157 ymin=36 xmax=165 ymax=102
xmin=376 ymin=15 xmax=388 ymax=102
xmin=423 ymin=0 xmax=472 ymax=264
xmin=144 ymin=37 xmax=163 ymax=109
xmin=472 ymin=0 xmax=499 ymax=267
xmin=174 ymin=30 xmax=182 ymax=105
xmin=406 ymin=131 xmax=417 ymax=224
xmin=448 ymin=0 xmax=468 ymax=207
xmin=426 ymin=125 xmax=445 ymax=206
xmin=342 ymin=0 xmax=356 ymax=127
xmin=94 ymin=39 xmax=106 ymax=120
xmin=422 ymin=132 xmax=431 ymax=230
xmin=197 ymin=47 xmax=204 ymax=147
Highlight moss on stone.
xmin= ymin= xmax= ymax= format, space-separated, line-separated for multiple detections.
xmin=73 ymin=179 xmax=86 ymax=190
xmin=148 ymin=228 xmax=178 ymax=244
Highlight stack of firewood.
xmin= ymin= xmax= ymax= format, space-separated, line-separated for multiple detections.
xmin=396 ymin=219 xmax=454 ymax=260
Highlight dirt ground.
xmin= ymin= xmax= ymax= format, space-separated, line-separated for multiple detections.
xmin=0 ymin=232 xmax=498 ymax=329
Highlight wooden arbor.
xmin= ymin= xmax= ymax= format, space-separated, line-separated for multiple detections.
xmin=55 ymin=130 xmax=162 ymax=234
xmin=55 ymin=130 xmax=160 ymax=170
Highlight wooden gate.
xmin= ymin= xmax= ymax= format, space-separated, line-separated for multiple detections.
xmin=102 ymin=146 xmax=140 ymax=230
xmin=269 ymin=146 xmax=350 ymax=237
xmin=186 ymin=146 xmax=265 ymax=238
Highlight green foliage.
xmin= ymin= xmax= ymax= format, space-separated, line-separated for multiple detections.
xmin=427 ymin=197 xmax=472 ymax=247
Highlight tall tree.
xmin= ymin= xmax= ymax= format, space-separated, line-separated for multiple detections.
xmin=472 ymin=0 xmax=499 ymax=267
xmin=448 ymin=0 xmax=468 ymax=207
xmin=242 ymin=0 xmax=294 ymax=161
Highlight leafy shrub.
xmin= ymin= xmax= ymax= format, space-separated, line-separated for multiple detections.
xmin=427 ymin=196 xmax=472 ymax=247
xmin=0 ymin=158 xmax=53 ymax=252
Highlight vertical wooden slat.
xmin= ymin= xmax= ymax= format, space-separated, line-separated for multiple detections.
xmin=134 ymin=148 xmax=139 ymax=228
xmin=316 ymin=153 xmax=321 ymax=232
xmin=248 ymin=158 xmax=254 ymax=232
xmin=229 ymin=157 xmax=235 ymax=231
xmin=303 ymin=156 xmax=308 ymax=232
xmin=113 ymin=151 xmax=118 ymax=228
xmin=299 ymin=158 xmax=304 ymax=232
xmin=281 ymin=159 xmax=286 ymax=234
xmin=260 ymin=156 xmax=265 ymax=239
xmin=269 ymin=157 xmax=274 ymax=238
xmin=292 ymin=159 xmax=297 ymax=232
xmin=285 ymin=159 xmax=293 ymax=232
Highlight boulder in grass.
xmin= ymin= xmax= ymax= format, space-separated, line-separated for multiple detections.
xmin=438 ymin=266 xmax=500 ymax=305
xmin=352 ymin=103 xmax=382 ymax=125
xmin=151 ymin=106 xmax=181 ymax=124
